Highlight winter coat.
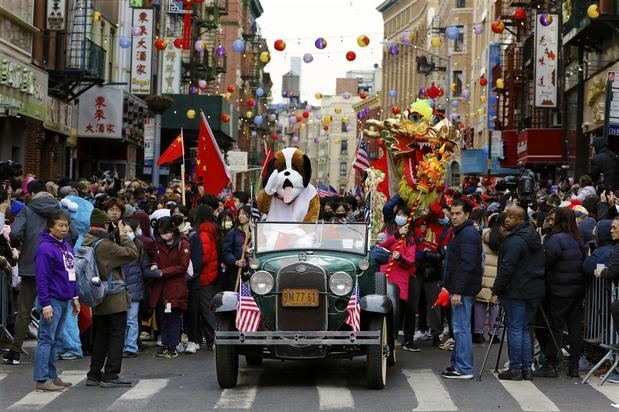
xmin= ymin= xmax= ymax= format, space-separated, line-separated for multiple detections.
xmin=187 ymin=229 xmax=203 ymax=291
xmin=377 ymin=230 xmax=416 ymax=301
xmin=583 ymin=220 xmax=614 ymax=277
xmin=34 ymin=232 xmax=78 ymax=307
xmin=444 ymin=219 xmax=483 ymax=297
xmin=573 ymin=186 xmax=597 ymax=201
xmin=222 ymin=227 xmax=250 ymax=290
xmin=122 ymin=238 xmax=160 ymax=302
xmin=10 ymin=192 xmax=77 ymax=276
xmin=82 ymin=229 xmax=139 ymax=316
xmin=150 ymin=236 xmax=190 ymax=310
xmin=493 ymin=222 xmax=545 ymax=300
xmin=198 ymin=222 xmax=218 ymax=287
xmin=579 ymin=216 xmax=597 ymax=246
xmin=590 ymin=136 xmax=619 ymax=190
xmin=544 ymin=231 xmax=587 ymax=298
xmin=477 ymin=228 xmax=499 ymax=303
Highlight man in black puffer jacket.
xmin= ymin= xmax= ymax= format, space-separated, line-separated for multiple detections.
xmin=492 ymin=204 xmax=545 ymax=381
xmin=590 ymin=136 xmax=619 ymax=190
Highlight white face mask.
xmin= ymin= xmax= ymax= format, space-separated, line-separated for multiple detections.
xmin=395 ymin=215 xmax=408 ymax=226
xmin=223 ymin=221 xmax=233 ymax=230
xmin=127 ymin=232 xmax=136 ymax=241
xmin=160 ymin=232 xmax=174 ymax=241
xmin=136 ymin=229 xmax=143 ymax=237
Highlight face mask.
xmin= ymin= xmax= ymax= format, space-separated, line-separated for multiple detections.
xmin=223 ymin=221 xmax=233 ymax=230
xmin=323 ymin=211 xmax=334 ymax=219
xmin=160 ymin=232 xmax=174 ymax=241
xmin=136 ymin=229 xmax=143 ymax=237
xmin=437 ymin=216 xmax=449 ymax=225
xmin=395 ymin=215 xmax=408 ymax=226
xmin=127 ymin=232 xmax=136 ymax=241
xmin=336 ymin=212 xmax=346 ymax=218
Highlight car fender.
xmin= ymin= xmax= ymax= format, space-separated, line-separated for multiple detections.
xmin=360 ymin=294 xmax=393 ymax=314
xmin=212 ymin=291 xmax=238 ymax=313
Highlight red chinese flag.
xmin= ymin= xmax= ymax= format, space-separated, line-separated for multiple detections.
xmin=157 ymin=131 xmax=184 ymax=166
xmin=194 ymin=112 xmax=231 ymax=194
xmin=372 ymin=140 xmax=390 ymax=198
xmin=260 ymin=142 xmax=274 ymax=178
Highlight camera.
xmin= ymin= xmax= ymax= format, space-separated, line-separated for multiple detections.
xmin=503 ymin=162 xmax=536 ymax=206
xmin=0 ymin=160 xmax=22 ymax=181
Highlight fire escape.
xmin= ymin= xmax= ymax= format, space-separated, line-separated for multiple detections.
xmin=48 ymin=0 xmax=106 ymax=102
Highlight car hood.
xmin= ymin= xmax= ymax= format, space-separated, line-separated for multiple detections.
xmin=258 ymin=251 xmax=364 ymax=274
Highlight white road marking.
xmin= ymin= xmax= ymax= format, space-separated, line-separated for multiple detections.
xmin=214 ymin=368 xmax=260 ymax=409
xmin=494 ymin=374 xmax=559 ymax=411
xmin=106 ymin=378 xmax=169 ymax=410
xmin=402 ymin=369 xmax=458 ymax=411
xmin=0 ymin=373 xmax=7 ymax=381
xmin=8 ymin=370 xmax=86 ymax=410
xmin=588 ymin=381 xmax=619 ymax=405
xmin=316 ymin=377 xmax=354 ymax=410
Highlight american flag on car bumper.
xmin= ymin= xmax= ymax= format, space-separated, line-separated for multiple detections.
xmin=345 ymin=280 xmax=360 ymax=332
xmin=236 ymin=281 xmax=262 ymax=332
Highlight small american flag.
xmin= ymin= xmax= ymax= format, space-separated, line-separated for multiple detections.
xmin=345 ymin=280 xmax=361 ymax=332
xmin=236 ymin=281 xmax=262 ymax=332
xmin=352 ymin=136 xmax=371 ymax=174
xmin=364 ymin=191 xmax=372 ymax=223
xmin=316 ymin=182 xmax=338 ymax=198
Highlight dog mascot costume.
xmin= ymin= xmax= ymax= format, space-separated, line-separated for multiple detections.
xmin=257 ymin=147 xmax=320 ymax=222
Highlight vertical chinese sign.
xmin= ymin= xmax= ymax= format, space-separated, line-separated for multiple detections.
xmin=534 ymin=13 xmax=558 ymax=108
xmin=130 ymin=8 xmax=153 ymax=95
xmin=78 ymin=87 xmax=123 ymax=138
xmin=487 ymin=44 xmax=501 ymax=130
xmin=162 ymin=38 xmax=181 ymax=94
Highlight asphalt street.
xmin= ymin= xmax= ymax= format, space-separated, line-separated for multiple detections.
xmin=1 ymin=338 xmax=618 ymax=412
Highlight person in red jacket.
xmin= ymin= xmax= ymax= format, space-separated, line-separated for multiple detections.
xmin=194 ymin=205 xmax=219 ymax=350
xmin=150 ymin=216 xmax=190 ymax=358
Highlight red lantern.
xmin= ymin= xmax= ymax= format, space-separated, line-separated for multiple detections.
xmin=271 ymin=133 xmax=278 ymax=141
xmin=154 ymin=38 xmax=167 ymax=51
xmin=437 ymin=87 xmax=444 ymax=97
xmin=173 ymin=38 xmax=183 ymax=49
xmin=226 ymin=84 xmax=235 ymax=93
xmin=514 ymin=8 xmax=526 ymax=20
xmin=391 ymin=106 xmax=401 ymax=115
xmin=274 ymin=39 xmax=286 ymax=52
xmin=346 ymin=51 xmax=356 ymax=61
xmin=480 ymin=77 xmax=488 ymax=86
xmin=296 ymin=116 xmax=302 ymax=123
xmin=491 ymin=20 xmax=505 ymax=34
xmin=221 ymin=113 xmax=230 ymax=123
xmin=359 ymin=91 xmax=368 ymax=99
xmin=323 ymin=124 xmax=329 ymax=131
xmin=247 ymin=98 xmax=255 ymax=107
xmin=425 ymin=82 xmax=440 ymax=99
xmin=302 ymin=111 xmax=309 ymax=118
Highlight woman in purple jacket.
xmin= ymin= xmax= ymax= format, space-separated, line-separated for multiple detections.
xmin=33 ymin=210 xmax=80 ymax=391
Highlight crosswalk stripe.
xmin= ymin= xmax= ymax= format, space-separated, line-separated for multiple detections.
xmin=588 ymin=381 xmax=619 ymax=405
xmin=494 ymin=374 xmax=559 ymax=411
xmin=8 ymin=370 xmax=86 ymax=410
xmin=402 ymin=369 xmax=457 ymax=411
xmin=0 ymin=373 xmax=7 ymax=381
xmin=214 ymin=368 xmax=259 ymax=409
xmin=316 ymin=377 xmax=354 ymax=410
xmin=107 ymin=379 xmax=169 ymax=410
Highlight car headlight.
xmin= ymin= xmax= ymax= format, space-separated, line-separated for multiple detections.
xmin=249 ymin=257 xmax=261 ymax=270
xmin=250 ymin=270 xmax=273 ymax=295
xmin=359 ymin=258 xmax=369 ymax=271
xmin=329 ymin=271 xmax=353 ymax=296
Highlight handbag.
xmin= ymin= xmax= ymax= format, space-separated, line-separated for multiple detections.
xmin=370 ymin=245 xmax=391 ymax=265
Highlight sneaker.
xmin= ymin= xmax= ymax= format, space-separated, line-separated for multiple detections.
xmin=472 ymin=333 xmax=485 ymax=344
xmin=122 ymin=351 xmax=138 ymax=358
xmin=439 ymin=338 xmax=455 ymax=351
xmin=156 ymin=338 xmax=162 ymax=347
xmin=58 ymin=353 xmax=79 ymax=360
xmin=522 ymin=369 xmax=534 ymax=381
xmin=195 ymin=343 xmax=200 ymax=351
xmin=534 ymin=364 xmax=558 ymax=378
xmin=85 ymin=379 xmax=100 ymax=386
xmin=498 ymin=369 xmax=523 ymax=381
xmin=414 ymin=330 xmax=431 ymax=341
xmin=401 ymin=342 xmax=421 ymax=352
xmin=164 ymin=350 xmax=179 ymax=359
xmin=35 ymin=380 xmax=65 ymax=391
xmin=603 ymin=371 xmax=619 ymax=384
xmin=184 ymin=342 xmax=198 ymax=354
xmin=579 ymin=356 xmax=594 ymax=371
xmin=489 ymin=335 xmax=501 ymax=344
xmin=155 ymin=348 xmax=169 ymax=358
xmin=2 ymin=350 xmax=20 ymax=365
xmin=99 ymin=378 xmax=132 ymax=388
xmin=53 ymin=378 xmax=73 ymax=387
xmin=441 ymin=369 xmax=474 ymax=380
xmin=176 ymin=342 xmax=185 ymax=353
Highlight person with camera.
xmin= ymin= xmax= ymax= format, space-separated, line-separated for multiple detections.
xmin=491 ymin=204 xmax=546 ymax=381
xmin=83 ymin=209 xmax=139 ymax=387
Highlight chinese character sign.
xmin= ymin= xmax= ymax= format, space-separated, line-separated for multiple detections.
xmin=130 ymin=8 xmax=153 ymax=95
xmin=487 ymin=44 xmax=501 ymax=130
xmin=162 ymin=38 xmax=181 ymax=94
xmin=535 ymin=13 xmax=558 ymax=108
xmin=78 ymin=87 xmax=123 ymax=138
xmin=46 ymin=0 xmax=66 ymax=31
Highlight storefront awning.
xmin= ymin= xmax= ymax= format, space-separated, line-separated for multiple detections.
xmin=460 ymin=148 xmax=519 ymax=176
xmin=516 ymin=128 xmax=562 ymax=164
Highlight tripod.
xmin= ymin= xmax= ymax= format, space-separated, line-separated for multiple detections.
xmin=476 ymin=302 xmax=564 ymax=381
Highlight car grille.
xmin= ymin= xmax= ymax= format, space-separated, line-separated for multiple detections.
xmin=276 ymin=262 xmax=327 ymax=331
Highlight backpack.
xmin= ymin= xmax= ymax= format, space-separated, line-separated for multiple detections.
xmin=75 ymin=239 xmax=106 ymax=307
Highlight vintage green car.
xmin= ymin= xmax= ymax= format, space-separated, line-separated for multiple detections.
xmin=213 ymin=221 xmax=400 ymax=390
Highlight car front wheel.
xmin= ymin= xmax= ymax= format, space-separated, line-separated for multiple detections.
xmin=366 ymin=315 xmax=387 ymax=389
xmin=215 ymin=316 xmax=239 ymax=388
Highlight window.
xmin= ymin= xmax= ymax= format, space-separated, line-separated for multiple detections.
xmin=455 ymin=0 xmax=466 ymax=7
xmin=340 ymin=162 xmax=348 ymax=177
xmin=454 ymin=26 xmax=465 ymax=52
xmin=452 ymin=70 xmax=464 ymax=97
xmin=0 ymin=14 xmax=33 ymax=54
xmin=340 ymin=139 xmax=348 ymax=154
xmin=341 ymin=120 xmax=347 ymax=133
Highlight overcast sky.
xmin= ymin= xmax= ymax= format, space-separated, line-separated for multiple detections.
xmin=257 ymin=0 xmax=384 ymax=106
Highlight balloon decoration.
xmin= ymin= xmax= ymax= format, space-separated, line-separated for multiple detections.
xmin=292 ymin=136 xmax=299 ymax=143
xmin=154 ymin=38 xmax=167 ymax=51
xmin=92 ymin=11 xmax=102 ymax=22
xmin=305 ymin=104 xmax=312 ymax=111
xmin=491 ymin=20 xmax=505 ymax=34
xmin=357 ymin=35 xmax=370 ymax=47
xmin=303 ymin=53 xmax=314 ymax=63
xmin=477 ymin=107 xmax=485 ymax=116
xmin=389 ymin=89 xmax=397 ymax=98
xmin=480 ymin=95 xmax=487 ymax=104
xmin=132 ymin=26 xmax=142 ymax=36
xmin=186 ymin=109 xmax=196 ymax=119
xmin=514 ymin=8 xmax=526 ymax=20
xmin=173 ymin=38 xmax=183 ymax=49
xmin=335 ymin=139 xmax=340 ymax=144
xmin=431 ymin=37 xmax=442 ymax=48
xmin=119 ymin=36 xmax=131 ymax=49
xmin=226 ymin=84 xmax=235 ymax=93
xmin=315 ymin=92 xmax=323 ymax=99
xmin=587 ymin=4 xmax=600 ymax=19
xmin=450 ymin=113 xmax=459 ymax=122
xmin=247 ymin=98 xmax=255 ymax=107
xmin=274 ymin=39 xmax=286 ymax=51
xmin=232 ymin=39 xmax=245 ymax=52
xmin=425 ymin=82 xmax=441 ymax=99
xmin=302 ymin=111 xmax=309 ymax=118
xmin=450 ymin=83 xmax=457 ymax=92
xmin=445 ymin=26 xmax=460 ymax=40
xmin=215 ymin=45 xmax=226 ymax=57
xmin=401 ymin=31 xmax=415 ymax=44
xmin=452 ymin=100 xmax=459 ymax=108
xmin=194 ymin=40 xmax=204 ymax=51
xmin=461 ymin=89 xmax=471 ymax=100
xmin=342 ymin=116 xmax=350 ymax=123
xmin=389 ymin=43 xmax=399 ymax=56
xmin=313 ymin=138 xmax=320 ymax=144
xmin=359 ymin=91 xmax=368 ymax=99
xmin=271 ymin=133 xmax=278 ymax=141
xmin=496 ymin=78 xmax=505 ymax=89
xmin=246 ymin=111 xmax=253 ymax=118
xmin=259 ymin=51 xmax=270 ymax=63
xmin=198 ymin=79 xmax=207 ymax=89
xmin=480 ymin=77 xmax=488 ymax=86
xmin=473 ymin=23 xmax=484 ymax=34
xmin=539 ymin=13 xmax=553 ymax=26
xmin=295 ymin=115 xmax=302 ymax=123
xmin=437 ymin=87 xmax=444 ymax=97
xmin=254 ymin=115 xmax=263 ymax=126
xmin=323 ymin=125 xmax=329 ymax=131
xmin=391 ymin=106 xmax=401 ymax=115
xmin=315 ymin=112 xmax=323 ymax=120
xmin=342 ymin=92 xmax=351 ymax=100
xmin=189 ymin=85 xmax=198 ymax=94
xmin=315 ymin=37 xmax=327 ymax=49
xmin=334 ymin=107 xmax=342 ymax=114
xmin=346 ymin=51 xmax=356 ymax=61
xmin=221 ymin=113 xmax=230 ymax=123
xmin=419 ymin=87 xmax=427 ymax=97
xmin=251 ymin=131 xmax=257 ymax=138
xmin=269 ymin=113 xmax=276 ymax=122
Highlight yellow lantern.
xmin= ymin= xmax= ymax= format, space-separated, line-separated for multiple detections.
xmin=342 ymin=116 xmax=349 ymax=123
xmin=335 ymin=139 xmax=341 ymax=144
xmin=334 ymin=107 xmax=342 ymax=114
xmin=450 ymin=83 xmax=457 ymax=92
xmin=92 ymin=11 xmax=101 ymax=22
xmin=186 ymin=109 xmax=196 ymax=119
xmin=469 ymin=113 xmax=476 ymax=120
xmin=223 ymin=92 xmax=231 ymax=100
xmin=246 ymin=111 xmax=253 ymax=118
xmin=315 ymin=92 xmax=323 ymax=99
xmin=477 ymin=108 xmax=485 ymax=116
xmin=325 ymin=115 xmax=333 ymax=122
xmin=300 ymin=123 xmax=306 ymax=129
xmin=431 ymin=37 xmax=442 ymax=48
xmin=587 ymin=4 xmax=600 ymax=18
xmin=480 ymin=95 xmax=487 ymax=104
xmin=496 ymin=78 xmax=505 ymax=89
xmin=259 ymin=51 xmax=270 ymax=63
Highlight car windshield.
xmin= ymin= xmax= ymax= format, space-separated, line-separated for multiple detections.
xmin=255 ymin=222 xmax=368 ymax=255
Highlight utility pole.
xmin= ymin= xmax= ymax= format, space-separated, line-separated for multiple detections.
xmin=151 ymin=2 xmax=166 ymax=188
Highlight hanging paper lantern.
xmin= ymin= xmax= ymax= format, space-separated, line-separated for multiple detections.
xmin=292 ymin=136 xmax=299 ymax=143
xmin=189 ymin=85 xmax=198 ymax=94
xmin=450 ymin=82 xmax=457 ymax=92
xmin=295 ymin=116 xmax=302 ymax=123
xmin=246 ymin=111 xmax=254 ymax=119
xmin=315 ymin=37 xmax=327 ymax=49
xmin=303 ymin=53 xmax=314 ymax=63
xmin=334 ymin=107 xmax=342 ymax=114
xmin=388 ymin=89 xmax=397 ymax=98
xmin=496 ymin=78 xmax=505 ymax=89
xmin=346 ymin=51 xmax=356 ymax=61
xmin=271 ymin=133 xmax=279 ymax=141
xmin=462 ymin=89 xmax=471 ymax=100
xmin=302 ymin=111 xmax=309 ymax=118
xmin=288 ymin=116 xmax=296 ymax=124
xmin=173 ymin=38 xmax=184 ymax=49
xmin=256 ymin=87 xmax=265 ymax=97
xmin=247 ymin=98 xmax=255 ymax=107
xmin=357 ymin=35 xmax=370 ymax=47
xmin=401 ymin=31 xmax=415 ymax=44
xmin=437 ymin=87 xmax=445 ymax=97
xmin=335 ymin=139 xmax=340 ymax=144
xmin=450 ymin=113 xmax=459 ymax=122
xmin=445 ymin=26 xmax=460 ymax=40
xmin=323 ymin=124 xmax=329 ymax=131
xmin=359 ymin=91 xmax=368 ymax=99
xmin=452 ymin=100 xmax=459 ymax=108
xmin=419 ymin=87 xmax=427 ymax=96
xmin=300 ymin=123 xmax=306 ymax=129
xmin=539 ymin=13 xmax=553 ymax=26
xmin=342 ymin=116 xmax=350 ymax=123
xmin=215 ymin=45 xmax=226 ymax=57
xmin=132 ymin=26 xmax=142 ymax=36
xmin=480 ymin=95 xmax=487 ymax=104
xmin=477 ymin=107 xmax=485 ymax=116
xmin=587 ymin=4 xmax=600 ymax=19
xmin=315 ymin=92 xmax=323 ymax=99
xmin=305 ymin=104 xmax=312 ymax=111
xmin=342 ymin=92 xmax=351 ymax=100
xmin=221 ymin=113 xmax=231 ymax=123
xmin=514 ymin=8 xmax=526 ymax=20
xmin=154 ymin=38 xmax=167 ymax=51
xmin=425 ymin=82 xmax=441 ymax=99
xmin=198 ymin=79 xmax=207 ymax=90
xmin=314 ymin=138 xmax=320 ymax=143
xmin=194 ymin=40 xmax=204 ymax=51
xmin=119 ymin=36 xmax=131 ymax=49
xmin=480 ymin=77 xmax=488 ymax=86
xmin=253 ymin=115 xmax=263 ymax=126
xmin=277 ymin=121 xmax=283 ymax=129
xmin=473 ymin=24 xmax=484 ymax=35
xmin=259 ymin=51 xmax=270 ymax=63
xmin=186 ymin=109 xmax=196 ymax=119
xmin=491 ymin=20 xmax=505 ymax=34
xmin=226 ymin=84 xmax=235 ymax=93
xmin=232 ymin=39 xmax=245 ymax=52
xmin=391 ymin=106 xmax=401 ymax=115
xmin=251 ymin=131 xmax=257 ymax=138
xmin=431 ymin=37 xmax=442 ymax=48
xmin=92 ymin=11 xmax=101 ymax=22
xmin=269 ymin=113 xmax=276 ymax=122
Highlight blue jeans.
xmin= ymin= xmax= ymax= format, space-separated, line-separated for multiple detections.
xmin=502 ymin=298 xmax=538 ymax=370
xmin=33 ymin=297 xmax=69 ymax=382
xmin=450 ymin=296 xmax=474 ymax=375
xmin=124 ymin=301 xmax=140 ymax=353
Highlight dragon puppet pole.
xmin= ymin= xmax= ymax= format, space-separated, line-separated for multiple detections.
xmin=384 ymin=195 xmax=422 ymax=278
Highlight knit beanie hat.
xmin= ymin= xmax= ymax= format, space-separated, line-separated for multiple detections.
xmin=90 ymin=208 xmax=111 ymax=227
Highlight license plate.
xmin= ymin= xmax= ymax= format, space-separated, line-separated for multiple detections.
xmin=281 ymin=289 xmax=319 ymax=307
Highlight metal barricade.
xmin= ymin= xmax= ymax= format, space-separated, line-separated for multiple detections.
xmin=584 ymin=276 xmax=618 ymax=346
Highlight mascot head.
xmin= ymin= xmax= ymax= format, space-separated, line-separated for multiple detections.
xmin=262 ymin=147 xmax=312 ymax=204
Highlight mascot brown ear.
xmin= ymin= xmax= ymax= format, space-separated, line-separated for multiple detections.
xmin=262 ymin=157 xmax=277 ymax=189
xmin=302 ymin=154 xmax=312 ymax=187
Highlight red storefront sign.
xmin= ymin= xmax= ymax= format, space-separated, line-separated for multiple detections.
xmin=516 ymin=128 xmax=563 ymax=164
xmin=500 ymin=130 xmax=518 ymax=167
